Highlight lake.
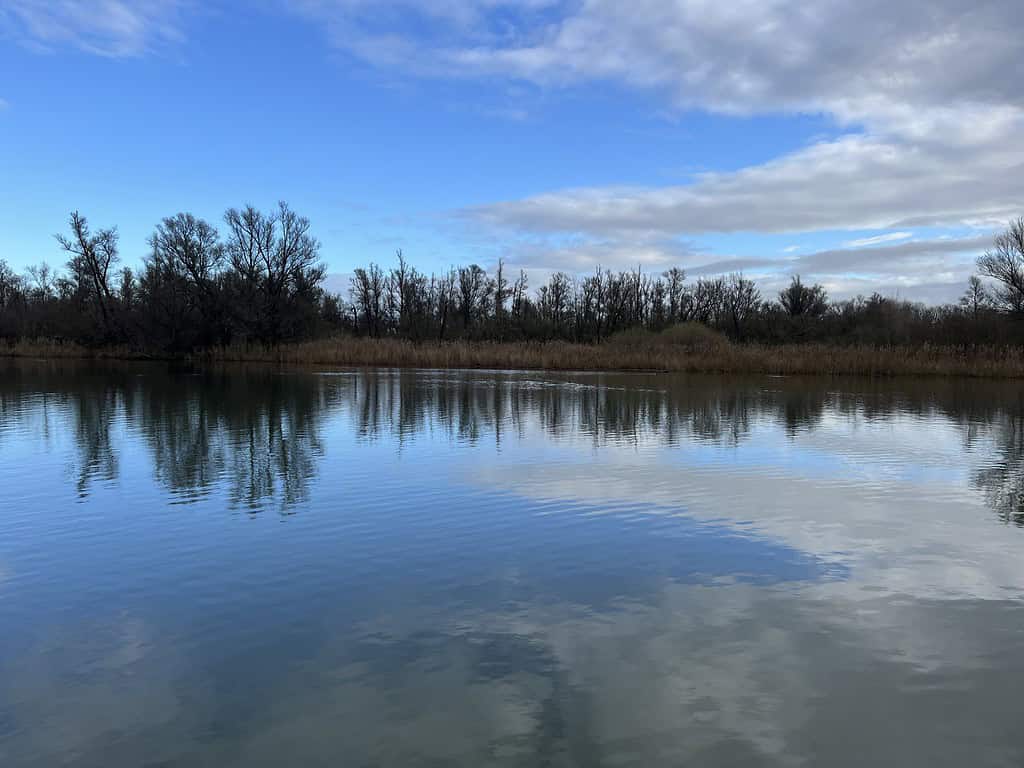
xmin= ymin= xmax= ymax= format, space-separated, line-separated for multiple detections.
xmin=1 ymin=359 xmax=1023 ymax=766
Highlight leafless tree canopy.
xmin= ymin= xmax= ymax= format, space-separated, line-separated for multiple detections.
xmin=779 ymin=275 xmax=828 ymax=319
xmin=960 ymin=275 xmax=991 ymax=320
xmin=2 ymin=208 xmax=1024 ymax=349
xmin=55 ymin=211 xmax=119 ymax=334
xmin=978 ymin=218 xmax=1024 ymax=313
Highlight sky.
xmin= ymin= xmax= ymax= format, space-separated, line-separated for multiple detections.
xmin=0 ymin=0 xmax=1022 ymax=303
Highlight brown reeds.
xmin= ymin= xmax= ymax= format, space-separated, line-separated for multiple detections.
xmin=4 ymin=328 xmax=1024 ymax=378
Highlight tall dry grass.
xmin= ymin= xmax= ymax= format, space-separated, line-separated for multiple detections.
xmin=5 ymin=327 xmax=1024 ymax=378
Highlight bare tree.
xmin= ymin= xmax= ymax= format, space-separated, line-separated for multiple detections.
xmin=0 ymin=259 xmax=20 ymax=308
xmin=692 ymin=277 xmax=726 ymax=325
xmin=538 ymin=272 xmax=573 ymax=335
xmin=978 ymin=218 xmax=1024 ymax=313
xmin=457 ymin=264 xmax=493 ymax=332
xmin=663 ymin=267 xmax=687 ymax=323
xmin=151 ymin=214 xmax=223 ymax=289
xmin=779 ymin=275 xmax=828 ymax=318
xmin=494 ymin=259 xmax=508 ymax=322
xmin=960 ymin=275 xmax=991 ymax=319
xmin=387 ymin=249 xmax=430 ymax=337
xmin=224 ymin=205 xmax=274 ymax=286
xmin=119 ymin=267 xmax=137 ymax=311
xmin=388 ymin=249 xmax=412 ymax=334
xmin=150 ymin=213 xmax=224 ymax=326
xmin=435 ymin=268 xmax=457 ymax=340
xmin=511 ymin=269 xmax=528 ymax=320
xmin=25 ymin=262 xmax=55 ymax=300
xmin=724 ymin=273 xmax=760 ymax=339
xmin=223 ymin=204 xmax=274 ymax=338
xmin=351 ymin=263 xmax=386 ymax=337
xmin=56 ymin=211 xmax=119 ymax=333
xmin=223 ymin=202 xmax=325 ymax=342
xmin=265 ymin=202 xmax=324 ymax=341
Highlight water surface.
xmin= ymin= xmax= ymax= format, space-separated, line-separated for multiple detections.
xmin=2 ymin=360 xmax=1024 ymax=766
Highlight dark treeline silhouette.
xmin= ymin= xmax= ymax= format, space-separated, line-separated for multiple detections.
xmin=3 ymin=207 xmax=1024 ymax=350
xmin=0 ymin=203 xmax=327 ymax=350
xmin=343 ymin=245 xmax=1024 ymax=347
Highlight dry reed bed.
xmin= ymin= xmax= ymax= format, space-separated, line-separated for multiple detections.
xmin=5 ymin=336 xmax=1024 ymax=378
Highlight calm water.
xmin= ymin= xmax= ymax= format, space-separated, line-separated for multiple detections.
xmin=2 ymin=361 xmax=1024 ymax=766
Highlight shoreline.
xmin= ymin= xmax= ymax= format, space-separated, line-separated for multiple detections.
xmin=4 ymin=337 xmax=1024 ymax=379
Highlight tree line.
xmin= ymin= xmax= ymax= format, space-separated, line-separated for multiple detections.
xmin=0 ymin=203 xmax=326 ymax=350
xmin=2 ymin=205 xmax=1024 ymax=350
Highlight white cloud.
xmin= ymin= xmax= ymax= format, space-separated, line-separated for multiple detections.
xmin=293 ymin=0 xmax=1024 ymax=131
xmin=843 ymin=232 xmax=913 ymax=248
xmin=458 ymin=124 xmax=1019 ymax=296
xmin=792 ymin=235 xmax=990 ymax=275
xmin=496 ymin=234 xmax=697 ymax=273
xmin=1 ymin=0 xmax=188 ymax=57
xmin=491 ymin=233 xmax=990 ymax=304
xmin=467 ymin=130 xmax=1024 ymax=236
xmin=295 ymin=0 xmax=1024 ymax=295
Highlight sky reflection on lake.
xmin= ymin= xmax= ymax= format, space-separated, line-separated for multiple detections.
xmin=1 ymin=361 xmax=1023 ymax=766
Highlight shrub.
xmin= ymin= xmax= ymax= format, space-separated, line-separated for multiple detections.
xmin=659 ymin=322 xmax=731 ymax=351
xmin=607 ymin=327 xmax=657 ymax=348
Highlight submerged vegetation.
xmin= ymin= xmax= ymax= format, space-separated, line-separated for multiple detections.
xmin=3 ymin=206 xmax=1024 ymax=376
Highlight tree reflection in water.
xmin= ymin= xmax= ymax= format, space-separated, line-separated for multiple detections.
xmin=3 ymin=360 xmax=1024 ymax=524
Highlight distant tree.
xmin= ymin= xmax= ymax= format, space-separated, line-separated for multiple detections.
xmin=320 ymin=291 xmax=345 ymax=329
xmin=223 ymin=202 xmax=325 ymax=342
xmin=435 ymin=268 xmax=457 ymax=340
xmin=779 ymin=275 xmax=829 ymax=318
xmin=388 ymin=250 xmax=413 ymax=334
xmin=118 ymin=267 xmax=137 ymax=310
xmin=649 ymin=275 xmax=668 ymax=329
xmin=351 ymin=263 xmax=386 ymax=337
xmin=663 ymin=267 xmax=687 ymax=323
xmin=538 ymin=272 xmax=572 ymax=334
xmin=0 ymin=259 xmax=19 ymax=308
xmin=25 ymin=262 xmax=55 ymax=300
xmin=56 ymin=211 xmax=120 ymax=336
xmin=147 ymin=213 xmax=225 ymax=345
xmin=724 ymin=274 xmax=760 ymax=339
xmin=457 ymin=264 xmax=493 ymax=333
xmin=264 ymin=202 xmax=324 ymax=341
xmin=494 ymin=259 xmax=509 ymax=324
xmin=960 ymin=275 xmax=991 ymax=319
xmin=978 ymin=218 xmax=1024 ymax=313
xmin=690 ymin=277 xmax=726 ymax=325
xmin=0 ymin=259 xmax=23 ymax=339
xmin=511 ymin=269 xmax=528 ymax=319
xmin=151 ymin=213 xmax=223 ymax=294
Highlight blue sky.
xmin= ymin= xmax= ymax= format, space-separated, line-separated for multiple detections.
xmin=1 ymin=1 xmax=1021 ymax=302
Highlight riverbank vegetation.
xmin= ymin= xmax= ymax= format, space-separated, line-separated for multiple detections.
xmin=7 ymin=331 xmax=1024 ymax=378
xmin=3 ymin=205 xmax=1024 ymax=376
